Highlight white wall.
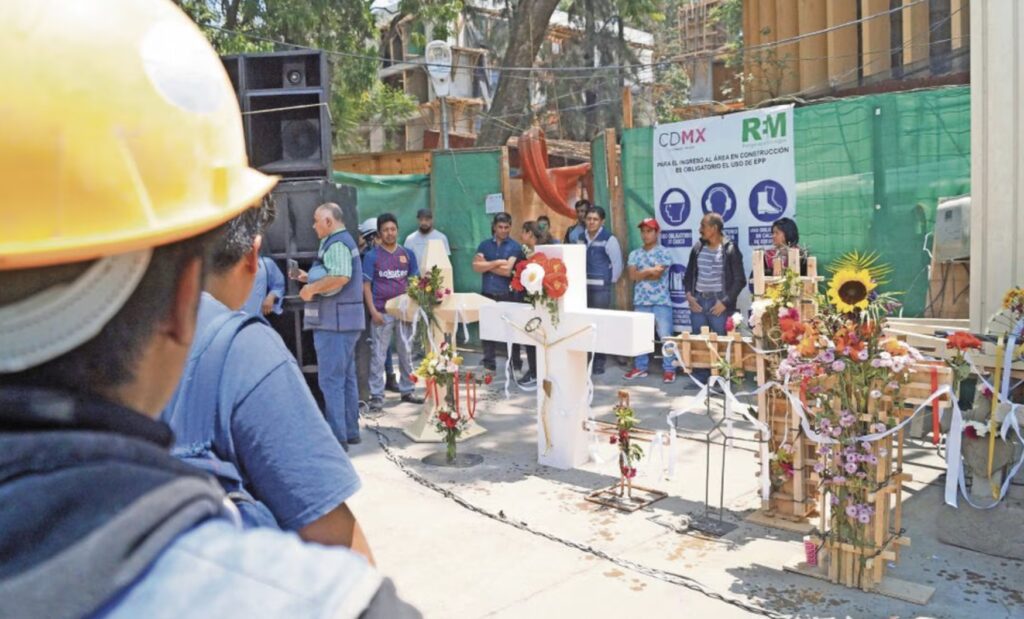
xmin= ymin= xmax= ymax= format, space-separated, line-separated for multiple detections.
xmin=970 ymin=0 xmax=1024 ymax=331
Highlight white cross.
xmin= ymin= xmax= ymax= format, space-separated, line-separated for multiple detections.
xmin=479 ymin=244 xmax=654 ymax=469
xmin=386 ymin=239 xmax=493 ymax=442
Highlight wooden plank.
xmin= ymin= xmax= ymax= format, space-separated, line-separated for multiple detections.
xmin=784 ymin=559 xmax=935 ymax=604
xmin=604 ymin=129 xmax=630 ymax=311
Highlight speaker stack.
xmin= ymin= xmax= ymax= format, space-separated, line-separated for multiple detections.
xmin=222 ymin=50 xmax=359 ymax=402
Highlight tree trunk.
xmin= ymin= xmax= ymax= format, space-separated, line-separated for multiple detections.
xmin=476 ymin=0 xmax=561 ymax=147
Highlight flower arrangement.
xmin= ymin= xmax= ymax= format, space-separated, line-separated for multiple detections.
xmin=944 ymin=331 xmax=983 ymax=396
xmin=510 ymin=252 xmax=569 ymax=325
xmin=769 ymin=445 xmax=795 ymax=489
xmin=406 ymin=265 xmax=451 ymax=353
xmin=774 ymin=255 xmax=920 ymax=565
xmin=608 ymin=400 xmax=644 ymax=496
xmin=412 ymin=340 xmax=492 ymax=462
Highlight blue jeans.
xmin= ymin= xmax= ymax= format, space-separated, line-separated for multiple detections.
xmin=633 ymin=305 xmax=675 ymax=372
xmin=587 ymin=286 xmax=612 ymax=372
xmin=313 ymin=330 xmax=361 ymax=443
xmin=369 ymin=314 xmax=414 ymax=398
xmin=689 ymin=293 xmax=728 ymax=381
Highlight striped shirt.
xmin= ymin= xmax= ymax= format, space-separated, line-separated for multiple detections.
xmin=695 ymin=245 xmax=723 ymax=293
xmin=319 ymin=231 xmax=353 ymax=278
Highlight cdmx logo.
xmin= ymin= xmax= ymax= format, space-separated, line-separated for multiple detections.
xmin=658 ymin=127 xmax=707 ymax=147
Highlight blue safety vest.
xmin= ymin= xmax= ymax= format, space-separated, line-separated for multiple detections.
xmin=582 ymin=227 xmax=613 ymax=288
xmin=303 ymin=230 xmax=365 ymax=332
xmin=161 ymin=309 xmax=278 ymax=529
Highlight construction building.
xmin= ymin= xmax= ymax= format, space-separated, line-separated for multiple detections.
xmin=742 ymin=0 xmax=970 ymax=106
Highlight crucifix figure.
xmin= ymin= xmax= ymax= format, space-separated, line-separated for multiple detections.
xmin=479 ymin=244 xmax=654 ymax=469
xmin=386 ymin=240 xmax=494 ymax=442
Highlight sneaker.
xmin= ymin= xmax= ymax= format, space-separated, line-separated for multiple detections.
xmin=662 ymin=371 xmax=677 ymax=384
xmin=519 ymin=371 xmax=537 ymax=386
xmin=384 ymin=376 xmax=401 ymax=393
xmin=401 ymin=392 xmax=425 ymax=405
xmin=369 ymin=397 xmax=383 ymax=413
xmin=347 ymin=435 xmax=362 ymax=445
xmin=624 ymin=368 xmax=648 ymax=380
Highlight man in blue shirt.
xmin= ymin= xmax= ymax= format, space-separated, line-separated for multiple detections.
xmin=578 ymin=205 xmax=624 ymax=375
xmin=563 ymin=198 xmax=590 ymax=244
xmin=624 ymin=218 xmax=677 ymax=383
xmin=473 ymin=212 xmax=526 ymax=374
xmin=241 ymin=254 xmax=285 ymax=319
xmin=163 ymin=200 xmax=373 ymax=559
xmin=363 ymin=213 xmax=425 ymax=413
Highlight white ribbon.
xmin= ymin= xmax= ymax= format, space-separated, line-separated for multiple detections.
xmin=644 ymin=430 xmax=667 ymax=478
xmin=666 ymin=376 xmax=773 ymax=501
xmin=454 ymin=301 xmax=470 ymax=343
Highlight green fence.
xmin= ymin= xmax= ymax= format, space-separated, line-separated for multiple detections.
xmin=618 ymin=86 xmax=971 ymax=316
xmin=429 ymin=149 xmax=508 ymax=294
xmin=332 ymin=171 xmax=430 ymax=239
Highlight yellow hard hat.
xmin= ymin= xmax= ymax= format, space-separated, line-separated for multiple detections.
xmin=0 ymin=0 xmax=277 ymax=270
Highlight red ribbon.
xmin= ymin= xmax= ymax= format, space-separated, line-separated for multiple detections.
xmin=454 ymin=371 xmax=460 ymax=418
xmin=799 ymin=376 xmax=809 ymax=406
xmin=931 ymin=365 xmax=940 ymax=445
xmin=466 ymin=373 xmax=477 ymax=420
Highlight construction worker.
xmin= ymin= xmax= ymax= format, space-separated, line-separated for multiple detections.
xmin=242 ymin=252 xmax=286 ymax=318
xmin=161 ymin=199 xmax=372 ymax=558
xmin=0 ymin=1 xmax=417 ymax=616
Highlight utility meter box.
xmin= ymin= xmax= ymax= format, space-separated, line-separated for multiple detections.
xmin=933 ymin=195 xmax=971 ymax=263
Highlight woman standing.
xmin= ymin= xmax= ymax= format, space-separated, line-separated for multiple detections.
xmin=764 ymin=217 xmax=807 ymax=275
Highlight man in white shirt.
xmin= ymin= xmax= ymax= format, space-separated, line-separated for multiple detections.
xmin=404 ymin=208 xmax=450 ymax=268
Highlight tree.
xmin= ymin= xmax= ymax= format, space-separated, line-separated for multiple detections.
xmin=176 ymin=0 xmax=415 ymax=152
xmin=475 ymin=0 xmax=563 ymax=147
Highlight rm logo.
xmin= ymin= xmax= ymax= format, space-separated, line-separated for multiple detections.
xmin=742 ymin=112 xmax=787 ymax=142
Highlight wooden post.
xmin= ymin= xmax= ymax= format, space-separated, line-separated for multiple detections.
xmin=604 ymin=128 xmax=631 ymax=311
xmin=622 ymin=87 xmax=633 ymax=129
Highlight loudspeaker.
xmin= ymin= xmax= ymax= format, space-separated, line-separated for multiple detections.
xmin=263 ymin=178 xmax=357 ymax=258
xmin=282 ymin=60 xmax=307 ymax=88
xmin=221 ymin=51 xmax=331 ymax=179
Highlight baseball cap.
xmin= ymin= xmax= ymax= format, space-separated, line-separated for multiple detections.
xmin=638 ymin=218 xmax=660 ymax=232
xmin=416 ymin=208 xmax=433 ymax=219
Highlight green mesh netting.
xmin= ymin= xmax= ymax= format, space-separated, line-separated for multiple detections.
xmin=429 ymin=149 xmax=508 ymax=294
xmin=332 ymin=171 xmax=430 ymax=239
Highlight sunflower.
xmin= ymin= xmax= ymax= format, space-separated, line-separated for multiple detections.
xmin=827 ymin=268 xmax=876 ymax=313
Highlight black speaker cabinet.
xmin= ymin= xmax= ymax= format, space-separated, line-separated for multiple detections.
xmin=260 ymin=178 xmax=358 ymax=405
xmin=221 ymin=51 xmax=332 ymax=180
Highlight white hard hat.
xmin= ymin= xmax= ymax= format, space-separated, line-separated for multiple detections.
xmin=358 ymin=218 xmax=378 ymax=237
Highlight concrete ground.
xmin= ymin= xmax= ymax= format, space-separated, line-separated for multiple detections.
xmin=345 ymin=351 xmax=1023 ymax=619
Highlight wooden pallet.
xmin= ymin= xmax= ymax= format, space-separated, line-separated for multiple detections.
xmin=751 ymin=248 xmax=823 ymax=528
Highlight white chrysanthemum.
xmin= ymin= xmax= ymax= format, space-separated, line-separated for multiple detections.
xmin=521 ymin=263 xmax=546 ymax=294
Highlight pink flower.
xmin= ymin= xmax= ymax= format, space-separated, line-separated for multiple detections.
xmin=857 ymin=513 xmax=871 ymax=524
